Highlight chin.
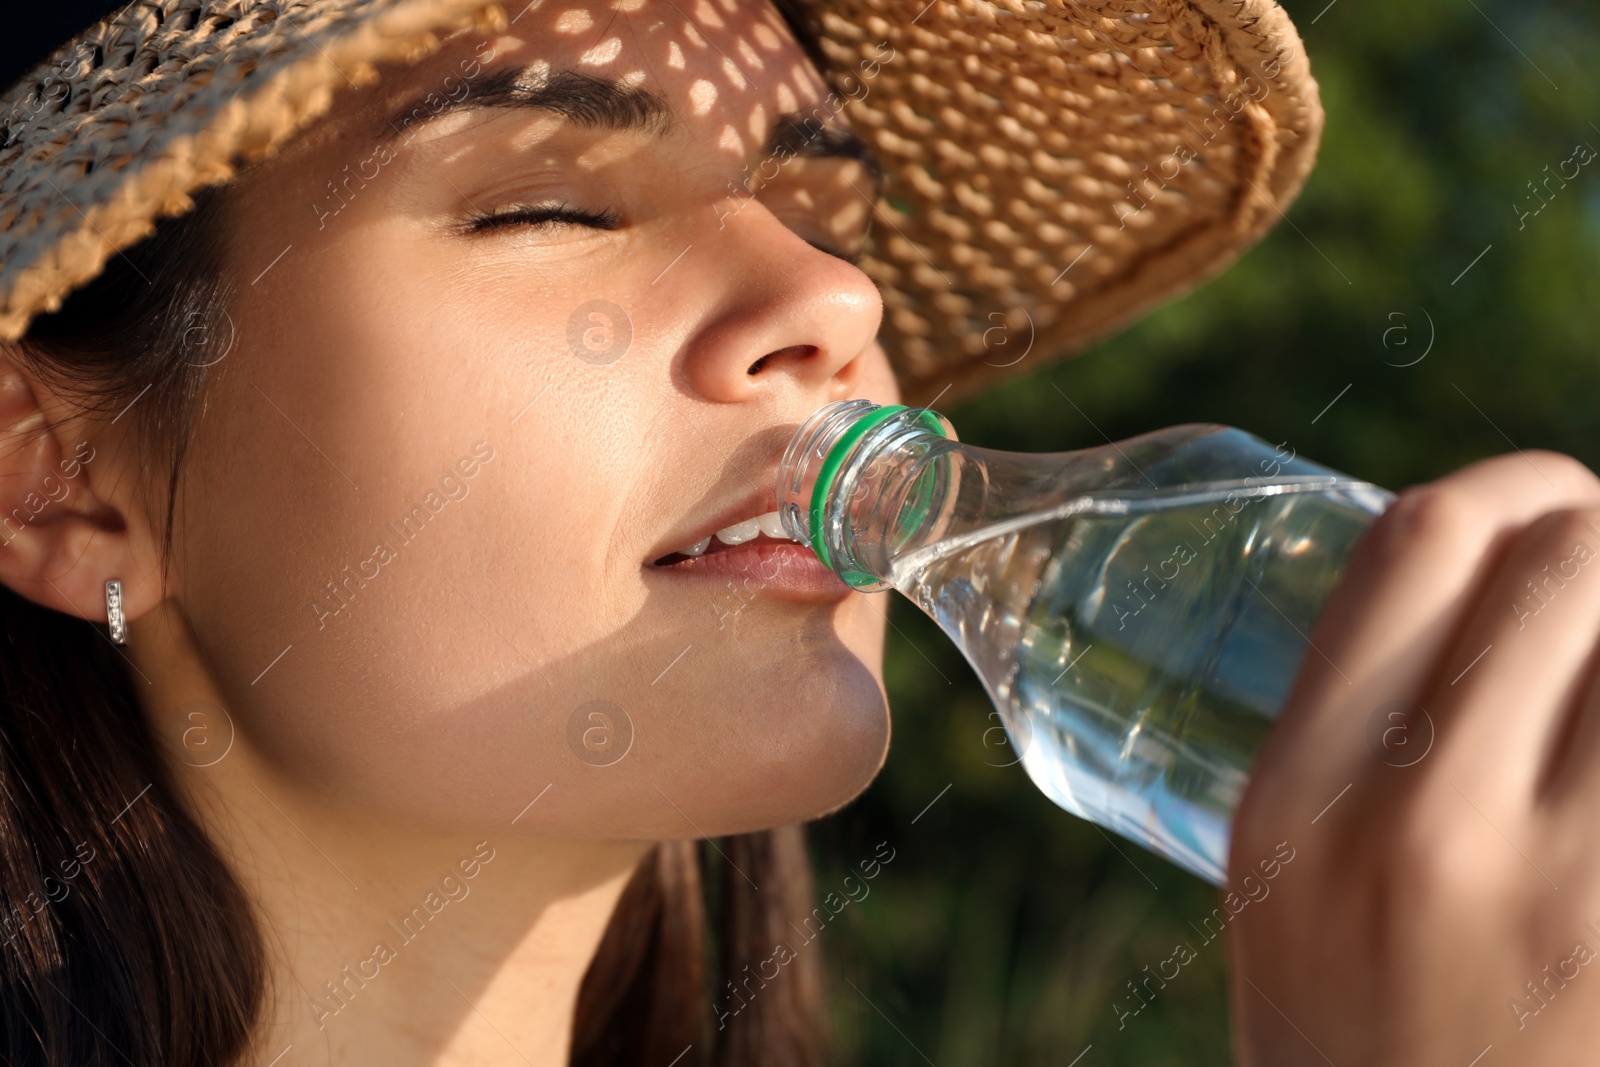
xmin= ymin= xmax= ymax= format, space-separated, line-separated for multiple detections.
xmin=682 ymin=645 xmax=891 ymax=836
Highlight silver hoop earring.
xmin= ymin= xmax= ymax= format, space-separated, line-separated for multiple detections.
xmin=105 ymin=579 xmax=127 ymax=645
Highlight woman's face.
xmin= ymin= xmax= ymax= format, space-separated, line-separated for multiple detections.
xmin=165 ymin=0 xmax=899 ymax=838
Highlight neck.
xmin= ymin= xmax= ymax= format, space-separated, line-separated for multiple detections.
xmin=129 ymin=601 xmax=652 ymax=1066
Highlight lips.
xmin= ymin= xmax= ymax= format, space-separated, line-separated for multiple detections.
xmin=646 ymin=483 xmax=857 ymax=601
xmin=644 ymin=469 xmax=853 ymax=602
xmin=646 ymin=479 xmax=791 ymax=566
xmin=645 ymin=538 xmax=853 ymax=601
xmin=651 ymin=510 xmax=795 ymax=563
xmin=651 ymin=527 xmax=792 ymax=565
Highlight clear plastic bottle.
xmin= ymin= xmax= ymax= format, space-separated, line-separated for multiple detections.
xmin=777 ymin=400 xmax=1394 ymax=885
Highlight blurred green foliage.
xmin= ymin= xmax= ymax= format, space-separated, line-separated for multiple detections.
xmin=809 ymin=1 xmax=1599 ymax=1062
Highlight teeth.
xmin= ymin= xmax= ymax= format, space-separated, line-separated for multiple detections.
xmin=671 ymin=510 xmax=794 ymax=558
xmin=714 ymin=517 xmax=761 ymax=545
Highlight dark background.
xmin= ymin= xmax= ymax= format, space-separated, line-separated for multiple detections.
xmin=805 ymin=0 xmax=1599 ymax=1061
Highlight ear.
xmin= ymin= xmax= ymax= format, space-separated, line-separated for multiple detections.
xmin=0 ymin=355 xmax=164 ymax=637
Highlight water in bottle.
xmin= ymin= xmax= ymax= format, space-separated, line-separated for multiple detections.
xmin=777 ymin=400 xmax=1393 ymax=884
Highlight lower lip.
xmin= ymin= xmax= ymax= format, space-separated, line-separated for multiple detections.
xmin=645 ymin=542 xmax=855 ymax=602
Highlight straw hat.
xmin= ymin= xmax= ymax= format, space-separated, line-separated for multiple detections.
xmin=0 ymin=0 xmax=1322 ymax=408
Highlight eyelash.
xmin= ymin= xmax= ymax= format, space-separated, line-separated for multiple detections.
xmin=463 ymin=199 xmax=866 ymax=265
xmin=464 ymin=200 xmax=622 ymax=235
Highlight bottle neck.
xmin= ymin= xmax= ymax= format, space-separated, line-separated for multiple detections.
xmin=777 ymin=401 xmax=957 ymax=590
xmin=779 ymin=403 xmax=1243 ymax=591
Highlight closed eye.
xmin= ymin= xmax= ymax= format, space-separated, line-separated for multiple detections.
xmin=463 ymin=201 xmax=622 ymax=235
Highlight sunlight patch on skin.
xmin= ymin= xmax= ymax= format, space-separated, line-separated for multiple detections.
xmin=745 ymin=102 xmax=768 ymax=143
xmin=437 ymin=141 xmax=474 ymax=165
xmin=720 ymin=56 xmax=749 ymax=91
xmin=693 ymin=0 xmax=727 ymax=30
xmin=688 ymin=78 xmax=719 ymax=116
xmin=681 ymin=22 xmax=712 ymax=50
xmin=505 ymin=114 xmax=574 ymax=152
xmin=553 ymin=8 xmax=595 ymax=33
xmin=580 ymin=36 xmax=624 ymax=65
xmin=787 ymin=60 xmax=828 ymax=99
xmin=751 ymin=21 xmax=782 ymax=51
xmin=572 ymin=147 xmax=630 ymax=173
xmin=736 ymin=37 xmax=765 ymax=70
xmin=666 ymin=40 xmax=686 ymax=69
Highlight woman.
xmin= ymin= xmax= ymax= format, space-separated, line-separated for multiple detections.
xmin=1 ymin=0 xmax=1597 ymax=1064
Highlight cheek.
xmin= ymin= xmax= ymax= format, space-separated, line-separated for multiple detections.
xmin=169 ymin=256 xmax=650 ymax=809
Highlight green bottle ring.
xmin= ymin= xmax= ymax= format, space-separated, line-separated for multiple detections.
xmin=808 ymin=404 xmax=949 ymax=588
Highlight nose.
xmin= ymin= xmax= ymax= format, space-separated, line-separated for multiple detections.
xmin=678 ymin=194 xmax=883 ymax=405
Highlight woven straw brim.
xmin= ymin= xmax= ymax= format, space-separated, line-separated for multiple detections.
xmin=0 ymin=0 xmax=1322 ymax=408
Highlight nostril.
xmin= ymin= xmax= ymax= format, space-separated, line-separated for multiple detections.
xmin=747 ymin=345 xmax=817 ymax=375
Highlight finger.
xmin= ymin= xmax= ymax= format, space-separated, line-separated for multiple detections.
xmin=1241 ymin=451 xmax=1600 ymax=824
xmin=1548 ymin=652 xmax=1600 ymax=807
xmin=1422 ymin=506 xmax=1600 ymax=803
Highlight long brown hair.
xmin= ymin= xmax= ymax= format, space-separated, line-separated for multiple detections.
xmin=0 ymin=1 xmax=841 ymax=1061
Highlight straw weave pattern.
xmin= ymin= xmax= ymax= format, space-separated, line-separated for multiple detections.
xmin=812 ymin=0 xmax=1320 ymax=403
xmin=0 ymin=0 xmax=510 ymax=338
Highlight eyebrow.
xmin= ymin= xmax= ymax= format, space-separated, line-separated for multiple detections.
xmin=380 ymin=65 xmax=885 ymax=194
xmin=381 ymin=66 xmax=671 ymax=142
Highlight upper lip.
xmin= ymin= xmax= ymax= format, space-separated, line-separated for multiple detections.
xmin=646 ymin=476 xmax=786 ymax=565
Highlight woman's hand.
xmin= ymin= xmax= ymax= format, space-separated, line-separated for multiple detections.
xmin=1227 ymin=449 xmax=1600 ymax=1066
